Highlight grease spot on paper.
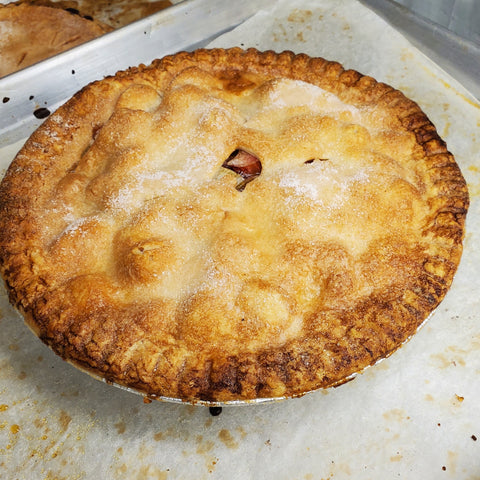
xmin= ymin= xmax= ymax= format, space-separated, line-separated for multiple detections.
xmin=218 ymin=429 xmax=239 ymax=449
xmin=382 ymin=408 xmax=410 ymax=422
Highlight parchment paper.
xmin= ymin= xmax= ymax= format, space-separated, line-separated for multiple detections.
xmin=1 ymin=1 xmax=479 ymax=478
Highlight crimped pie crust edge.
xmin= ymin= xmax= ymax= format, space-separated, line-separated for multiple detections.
xmin=0 ymin=48 xmax=469 ymax=402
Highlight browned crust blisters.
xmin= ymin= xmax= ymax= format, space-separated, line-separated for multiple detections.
xmin=0 ymin=48 xmax=469 ymax=403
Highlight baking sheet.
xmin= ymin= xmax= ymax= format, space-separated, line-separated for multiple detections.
xmin=1 ymin=0 xmax=480 ymax=478
xmin=392 ymin=0 xmax=480 ymax=45
xmin=359 ymin=0 xmax=480 ymax=103
xmin=0 ymin=0 xmax=270 ymax=144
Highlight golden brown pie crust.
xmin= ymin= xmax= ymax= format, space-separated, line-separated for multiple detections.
xmin=0 ymin=3 xmax=112 ymax=78
xmin=0 ymin=48 xmax=469 ymax=403
xmin=14 ymin=0 xmax=173 ymax=29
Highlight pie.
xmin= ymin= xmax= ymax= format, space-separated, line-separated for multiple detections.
xmin=0 ymin=48 xmax=469 ymax=403
xmin=15 ymin=0 xmax=173 ymax=29
xmin=0 ymin=3 xmax=112 ymax=78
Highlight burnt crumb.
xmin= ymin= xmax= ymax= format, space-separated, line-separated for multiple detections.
xmin=72 ymin=69 xmax=76 ymax=75
xmin=29 ymin=95 xmax=34 ymax=100
xmin=209 ymin=406 xmax=222 ymax=416
xmin=472 ymin=435 xmax=477 ymax=441
xmin=64 ymin=9 xmax=93 ymax=21
xmin=33 ymin=107 xmax=51 ymax=119
xmin=304 ymin=158 xmax=328 ymax=164
xmin=442 ymin=466 xmax=447 ymax=471
xmin=2 ymin=97 xmax=10 ymax=103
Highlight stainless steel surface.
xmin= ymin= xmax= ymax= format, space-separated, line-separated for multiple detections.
xmin=0 ymin=0 xmax=274 ymax=145
xmin=360 ymin=0 xmax=480 ymax=102
xmin=392 ymin=0 xmax=480 ymax=44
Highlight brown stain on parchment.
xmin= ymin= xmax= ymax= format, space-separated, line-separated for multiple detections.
xmin=423 ymin=391 xmax=467 ymax=412
xmin=429 ymin=353 xmax=459 ymax=369
xmin=452 ymin=394 xmax=465 ymax=408
xmin=28 ymin=409 xmax=94 ymax=462
xmin=61 ymin=389 xmax=80 ymax=398
xmin=441 ymin=121 xmax=451 ymax=138
xmin=10 ymin=424 xmax=20 ymax=434
xmin=204 ymin=418 xmax=213 ymax=428
xmin=419 ymin=64 xmax=480 ymax=110
xmin=136 ymin=465 xmax=168 ymax=480
xmin=429 ymin=337 xmax=480 ymax=370
xmin=467 ymin=165 xmax=480 ymax=197
xmin=447 ymin=450 xmax=458 ymax=475
xmin=287 ymin=9 xmax=313 ymax=23
xmin=58 ymin=410 xmax=72 ymax=433
xmin=382 ymin=408 xmax=410 ymax=422
xmin=236 ymin=426 xmax=247 ymax=439
xmin=400 ymin=49 xmax=414 ymax=62
xmin=218 ymin=429 xmax=238 ymax=449
xmin=195 ymin=435 xmax=214 ymax=454
xmin=153 ymin=427 xmax=180 ymax=442
xmin=115 ymin=420 xmax=126 ymax=434
xmin=114 ymin=464 xmax=168 ymax=480
xmin=43 ymin=471 xmax=69 ymax=480
xmin=207 ymin=457 xmax=218 ymax=474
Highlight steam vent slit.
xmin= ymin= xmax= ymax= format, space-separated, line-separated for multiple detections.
xmin=222 ymin=149 xmax=262 ymax=191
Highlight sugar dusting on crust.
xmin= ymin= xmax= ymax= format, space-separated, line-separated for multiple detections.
xmin=61 ymin=215 xmax=96 ymax=237
xmin=278 ymin=161 xmax=371 ymax=209
xmin=54 ymin=71 xmax=421 ymax=305
xmin=259 ymin=78 xmax=360 ymax=117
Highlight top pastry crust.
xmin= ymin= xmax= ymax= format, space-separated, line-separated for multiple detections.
xmin=0 ymin=3 xmax=112 ymax=78
xmin=0 ymin=48 xmax=469 ymax=403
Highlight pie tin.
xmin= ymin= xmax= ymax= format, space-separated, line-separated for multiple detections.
xmin=71 ymin=310 xmax=437 ymax=407
xmin=11 ymin=292 xmax=438 ymax=407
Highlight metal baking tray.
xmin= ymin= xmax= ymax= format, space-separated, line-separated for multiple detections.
xmin=0 ymin=0 xmax=275 ymax=146
xmin=360 ymin=0 xmax=480 ymax=102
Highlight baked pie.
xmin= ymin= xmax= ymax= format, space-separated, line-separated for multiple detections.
xmin=0 ymin=3 xmax=112 ymax=78
xmin=0 ymin=48 xmax=469 ymax=403
xmin=15 ymin=0 xmax=173 ymax=29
